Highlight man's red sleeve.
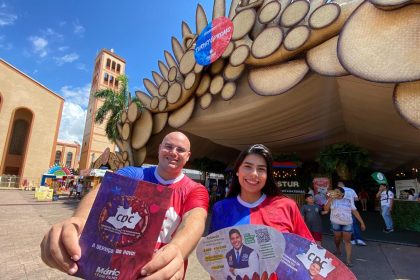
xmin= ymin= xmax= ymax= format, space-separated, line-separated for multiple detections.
xmin=183 ymin=184 xmax=209 ymax=213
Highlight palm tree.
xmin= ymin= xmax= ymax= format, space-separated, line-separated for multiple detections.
xmin=94 ymin=74 xmax=134 ymax=143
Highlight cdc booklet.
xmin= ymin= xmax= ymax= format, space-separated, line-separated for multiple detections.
xmin=197 ymin=224 xmax=356 ymax=280
xmin=75 ymin=172 xmax=173 ymax=280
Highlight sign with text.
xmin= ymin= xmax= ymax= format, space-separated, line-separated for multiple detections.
xmin=277 ymin=181 xmax=305 ymax=194
xmin=197 ymin=225 xmax=356 ymax=280
xmin=194 ymin=16 xmax=233 ymax=66
xmin=35 ymin=186 xmax=53 ymax=201
xmin=75 ymin=172 xmax=172 ymax=280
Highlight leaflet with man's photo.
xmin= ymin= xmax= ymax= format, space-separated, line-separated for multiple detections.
xmin=75 ymin=172 xmax=173 ymax=280
xmin=197 ymin=224 xmax=356 ymax=280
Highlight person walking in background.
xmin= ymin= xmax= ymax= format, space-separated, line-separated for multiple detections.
xmin=338 ymin=181 xmax=367 ymax=246
xmin=372 ymin=175 xmax=394 ymax=233
xmin=407 ymin=188 xmax=416 ymax=201
xmin=314 ymin=189 xmax=327 ymax=209
xmin=76 ymin=181 xmax=83 ymax=199
xmin=358 ymin=188 xmax=369 ymax=211
xmin=324 ymin=187 xmax=366 ymax=267
xmin=301 ymin=193 xmax=326 ymax=246
xmin=68 ymin=181 xmax=75 ymax=199
xmin=373 ymin=172 xmax=394 ymax=233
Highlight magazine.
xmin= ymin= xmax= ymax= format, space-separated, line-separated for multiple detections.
xmin=197 ymin=224 xmax=356 ymax=280
xmin=75 ymin=172 xmax=173 ymax=280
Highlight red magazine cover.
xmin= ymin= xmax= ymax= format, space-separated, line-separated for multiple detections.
xmin=75 ymin=172 xmax=173 ymax=280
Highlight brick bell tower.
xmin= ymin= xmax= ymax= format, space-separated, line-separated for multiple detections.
xmin=79 ymin=49 xmax=126 ymax=170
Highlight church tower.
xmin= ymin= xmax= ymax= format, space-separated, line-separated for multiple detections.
xmin=79 ymin=49 xmax=126 ymax=170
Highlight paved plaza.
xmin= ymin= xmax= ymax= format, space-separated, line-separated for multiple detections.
xmin=0 ymin=189 xmax=418 ymax=280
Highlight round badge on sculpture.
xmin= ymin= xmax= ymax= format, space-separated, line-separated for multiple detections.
xmin=98 ymin=195 xmax=150 ymax=247
xmin=194 ymin=16 xmax=233 ymax=66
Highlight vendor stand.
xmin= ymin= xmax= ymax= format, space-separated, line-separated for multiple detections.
xmin=37 ymin=166 xmax=74 ymax=201
xmin=79 ymin=168 xmax=111 ymax=198
xmin=393 ymin=179 xmax=420 ymax=232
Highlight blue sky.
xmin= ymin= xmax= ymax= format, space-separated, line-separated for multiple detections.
xmin=0 ymin=0 xmax=222 ymax=144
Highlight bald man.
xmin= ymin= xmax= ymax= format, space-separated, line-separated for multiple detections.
xmin=40 ymin=132 xmax=209 ymax=280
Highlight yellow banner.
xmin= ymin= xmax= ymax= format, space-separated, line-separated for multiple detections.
xmin=36 ymin=186 xmax=53 ymax=201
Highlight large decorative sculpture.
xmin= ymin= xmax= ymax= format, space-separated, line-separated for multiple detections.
xmin=114 ymin=0 xmax=419 ymax=166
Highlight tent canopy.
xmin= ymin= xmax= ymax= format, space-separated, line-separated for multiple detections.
xmin=145 ymin=74 xmax=420 ymax=172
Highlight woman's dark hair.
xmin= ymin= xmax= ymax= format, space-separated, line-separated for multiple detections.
xmin=336 ymin=186 xmax=345 ymax=194
xmin=227 ymin=144 xmax=283 ymax=198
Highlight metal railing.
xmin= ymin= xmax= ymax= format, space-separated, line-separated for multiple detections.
xmin=0 ymin=175 xmax=40 ymax=189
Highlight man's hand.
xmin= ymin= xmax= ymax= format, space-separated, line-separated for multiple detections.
xmin=40 ymin=216 xmax=86 ymax=275
xmin=139 ymin=243 xmax=185 ymax=280
xmin=360 ymin=223 xmax=366 ymax=231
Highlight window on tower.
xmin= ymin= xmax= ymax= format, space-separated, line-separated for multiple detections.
xmin=116 ymin=63 xmax=121 ymax=73
xmin=106 ymin=58 xmax=111 ymax=69
xmin=103 ymin=73 xmax=109 ymax=83
xmin=54 ymin=151 xmax=62 ymax=165
xmin=111 ymin=61 xmax=116 ymax=71
xmin=66 ymin=152 xmax=73 ymax=167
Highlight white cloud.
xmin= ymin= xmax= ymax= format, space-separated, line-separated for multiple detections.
xmin=28 ymin=36 xmax=48 ymax=57
xmin=0 ymin=35 xmax=12 ymax=50
xmin=58 ymin=46 xmax=69 ymax=51
xmin=73 ymin=20 xmax=85 ymax=35
xmin=57 ymin=84 xmax=91 ymax=144
xmin=76 ymin=63 xmax=88 ymax=72
xmin=58 ymin=101 xmax=87 ymax=144
xmin=60 ymin=83 xmax=91 ymax=109
xmin=54 ymin=52 xmax=79 ymax=65
xmin=41 ymin=28 xmax=63 ymax=41
xmin=0 ymin=4 xmax=17 ymax=26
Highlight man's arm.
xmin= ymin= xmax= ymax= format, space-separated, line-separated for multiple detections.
xmin=323 ymin=197 xmax=333 ymax=212
xmin=353 ymin=190 xmax=359 ymax=201
xmin=351 ymin=210 xmax=366 ymax=231
xmin=376 ymin=186 xmax=385 ymax=198
xmin=40 ymin=185 xmax=100 ymax=274
xmin=389 ymin=193 xmax=394 ymax=212
xmin=140 ymin=207 xmax=207 ymax=279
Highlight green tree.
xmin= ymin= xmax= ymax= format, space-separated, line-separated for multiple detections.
xmin=316 ymin=143 xmax=370 ymax=180
xmin=94 ymin=75 xmax=138 ymax=143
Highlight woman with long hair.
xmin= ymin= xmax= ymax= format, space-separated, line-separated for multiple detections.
xmin=324 ymin=186 xmax=366 ymax=267
xmin=209 ymin=144 xmax=313 ymax=240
